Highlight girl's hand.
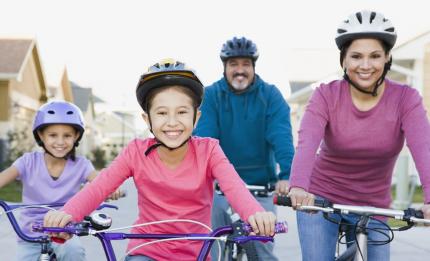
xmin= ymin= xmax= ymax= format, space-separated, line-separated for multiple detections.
xmin=43 ymin=210 xmax=73 ymax=240
xmin=287 ymin=187 xmax=315 ymax=209
xmin=247 ymin=211 xmax=276 ymax=236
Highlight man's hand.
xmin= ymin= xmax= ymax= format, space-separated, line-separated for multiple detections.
xmin=275 ymin=180 xmax=289 ymax=194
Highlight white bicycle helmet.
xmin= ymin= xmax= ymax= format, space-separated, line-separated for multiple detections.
xmin=335 ymin=10 xmax=397 ymax=50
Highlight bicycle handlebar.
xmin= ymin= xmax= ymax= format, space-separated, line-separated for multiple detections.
xmin=32 ymin=211 xmax=288 ymax=243
xmin=273 ymin=194 xmax=430 ymax=225
xmin=0 ymin=200 xmax=120 ymax=243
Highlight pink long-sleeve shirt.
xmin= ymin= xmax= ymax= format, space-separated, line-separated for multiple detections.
xmin=290 ymin=79 xmax=430 ymax=207
xmin=63 ymin=137 xmax=264 ymax=260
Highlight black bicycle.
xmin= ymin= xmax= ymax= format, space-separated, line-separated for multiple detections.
xmin=274 ymin=194 xmax=430 ymax=261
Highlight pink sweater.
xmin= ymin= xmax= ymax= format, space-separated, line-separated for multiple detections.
xmin=290 ymin=79 xmax=430 ymax=207
xmin=63 ymin=137 xmax=264 ymax=260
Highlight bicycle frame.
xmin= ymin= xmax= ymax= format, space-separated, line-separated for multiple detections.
xmin=215 ymin=183 xmax=275 ymax=260
xmin=274 ymin=194 xmax=430 ymax=261
xmin=34 ymin=218 xmax=287 ymax=261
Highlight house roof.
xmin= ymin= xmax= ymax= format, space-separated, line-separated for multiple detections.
xmin=0 ymin=39 xmax=34 ymax=78
xmin=71 ymin=81 xmax=93 ymax=113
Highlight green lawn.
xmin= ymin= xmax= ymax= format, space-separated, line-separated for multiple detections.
xmin=388 ymin=186 xmax=423 ymax=227
xmin=0 ymin=180 xmax=22 ymax=202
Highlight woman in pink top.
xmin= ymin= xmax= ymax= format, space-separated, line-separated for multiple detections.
xmin=44 ymin=58 xmax=276 ymax=261
xmin=288 ymin=10 xmax=430 ymax=261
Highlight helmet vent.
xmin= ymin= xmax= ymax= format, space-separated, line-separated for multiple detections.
xmin=355 ymin=12 xmax=362 ymax=23
xmin=47 ymin=110 xmax=55 ymax=114
xmin=385 ymin=27 xmax=395 ymax=32
xmin=67 ymin=111 xmax=74 ymax=115
xmin=337 ymin=29 xmax=347 ymax=34
xmin=383 ymin=18 xmax=388 ymax=22
xmin=344 ymin=20 xmax=349 ymax=23
xmin=370 ymin=12 xmax=376 ymax=23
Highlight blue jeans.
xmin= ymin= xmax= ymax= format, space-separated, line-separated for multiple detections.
xmin=16 ymin=236 xmax=85 ymax=261
xmin=297 ymin=209 xmax=390 ymax=261
xmin=211 ymin=193 xmax=278 ymax=261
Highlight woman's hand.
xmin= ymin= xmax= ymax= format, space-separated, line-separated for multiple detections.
xmin=43 ymin=210 xmax=73 ymax=239
xmin=287 ymin=187 xmax=315 ymax=209
xmin=247 ymin=211 xmax=277 ymax=236
xmin=421 ymin=204 xmax=430 ymax=226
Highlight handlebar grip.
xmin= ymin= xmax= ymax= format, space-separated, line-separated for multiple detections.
xmin=273 ymin=194 xmax=292 ymax=206
xmin=243 ymin=221 xmax=288 ymax=234
xmin=273 ymin=194 xmax=332 ymax=208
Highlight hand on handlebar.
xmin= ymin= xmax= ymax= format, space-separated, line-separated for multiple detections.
xmin=106 ymin=188 xmax=125 ymax=201
xmin=247 ymin=211 xmax=277 ymax=237
xmin=275 ymin=180 xmax=289 ymax=195
xmin=287 ymin=187 xmax=316 ymax=210
xmin=422 ymin=204 xmax=430 ymax=226
xmin=43 ymin=210 xmax=73 ymax=240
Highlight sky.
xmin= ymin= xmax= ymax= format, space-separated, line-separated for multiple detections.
xmin=2 ymin=0 xmax=430 ymax=112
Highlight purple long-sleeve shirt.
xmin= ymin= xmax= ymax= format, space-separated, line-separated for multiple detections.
xmin=289 ymin=79 xmax=430 ymax=207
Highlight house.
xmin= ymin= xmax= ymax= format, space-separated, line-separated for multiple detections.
xmin=94 ymin=103 xmax=141 ymax=160
xmin=70 ymin=82 xmax=99 ymax=156
xmin=47 ymin=67 xmax=74 ymax=102
xmin=0 ymin=38 xmax=47 ymax=164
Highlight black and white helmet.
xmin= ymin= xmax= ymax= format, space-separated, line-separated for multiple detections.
xmin=335 ymin=10 xmax=397 ymax=50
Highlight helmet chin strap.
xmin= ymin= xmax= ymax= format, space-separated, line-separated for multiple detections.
xmin=343 ymin=58 xmax=392 ymax=97
xmin=144 ymin=111 xmax=197 ymax=156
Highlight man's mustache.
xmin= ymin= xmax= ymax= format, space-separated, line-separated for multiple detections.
xmin=233 ymin=73 xmax=248 ymax=78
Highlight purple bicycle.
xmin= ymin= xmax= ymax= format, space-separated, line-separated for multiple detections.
xmin=0 ymin=200 xmax=118 ymax=261
xmin=33 ymin=212 xmax=288 ymax=261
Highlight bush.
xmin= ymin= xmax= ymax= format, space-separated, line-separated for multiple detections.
xmin=90 ymin=147 xmax=108 ymax=170
xmin=0 ymin=127 xmax=33 ymax=201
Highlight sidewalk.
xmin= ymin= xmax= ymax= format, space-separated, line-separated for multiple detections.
xmin=1 ymin=181 xmax=429 ymax=260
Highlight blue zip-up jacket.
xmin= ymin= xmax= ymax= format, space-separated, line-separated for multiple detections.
xmin=193 ymin=75 xmax=294 ymax=185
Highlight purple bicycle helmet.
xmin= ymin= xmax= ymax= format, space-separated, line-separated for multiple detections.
xmin=32 ymin=101 xmax=85 ymax=146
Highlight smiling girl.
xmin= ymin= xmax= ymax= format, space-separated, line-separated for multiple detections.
xmin=0 ymin=101 xmax=121 ymax=261
xmin=43 ymin=59 xmax=277 ymax=261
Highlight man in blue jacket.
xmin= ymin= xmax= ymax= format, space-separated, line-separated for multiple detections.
xmin=194 ymin=36 xmax=294 ymax=260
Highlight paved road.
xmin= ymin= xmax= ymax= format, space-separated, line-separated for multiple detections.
xmin=1 ymin=179 xmax=429 ymax=260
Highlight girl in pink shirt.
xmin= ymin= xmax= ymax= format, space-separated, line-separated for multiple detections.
xmin=44 ymin=58 xmax=276 ymax=261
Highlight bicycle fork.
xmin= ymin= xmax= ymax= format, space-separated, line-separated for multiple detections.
xmin=353 ymin=216 xmax=369 ymax=261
